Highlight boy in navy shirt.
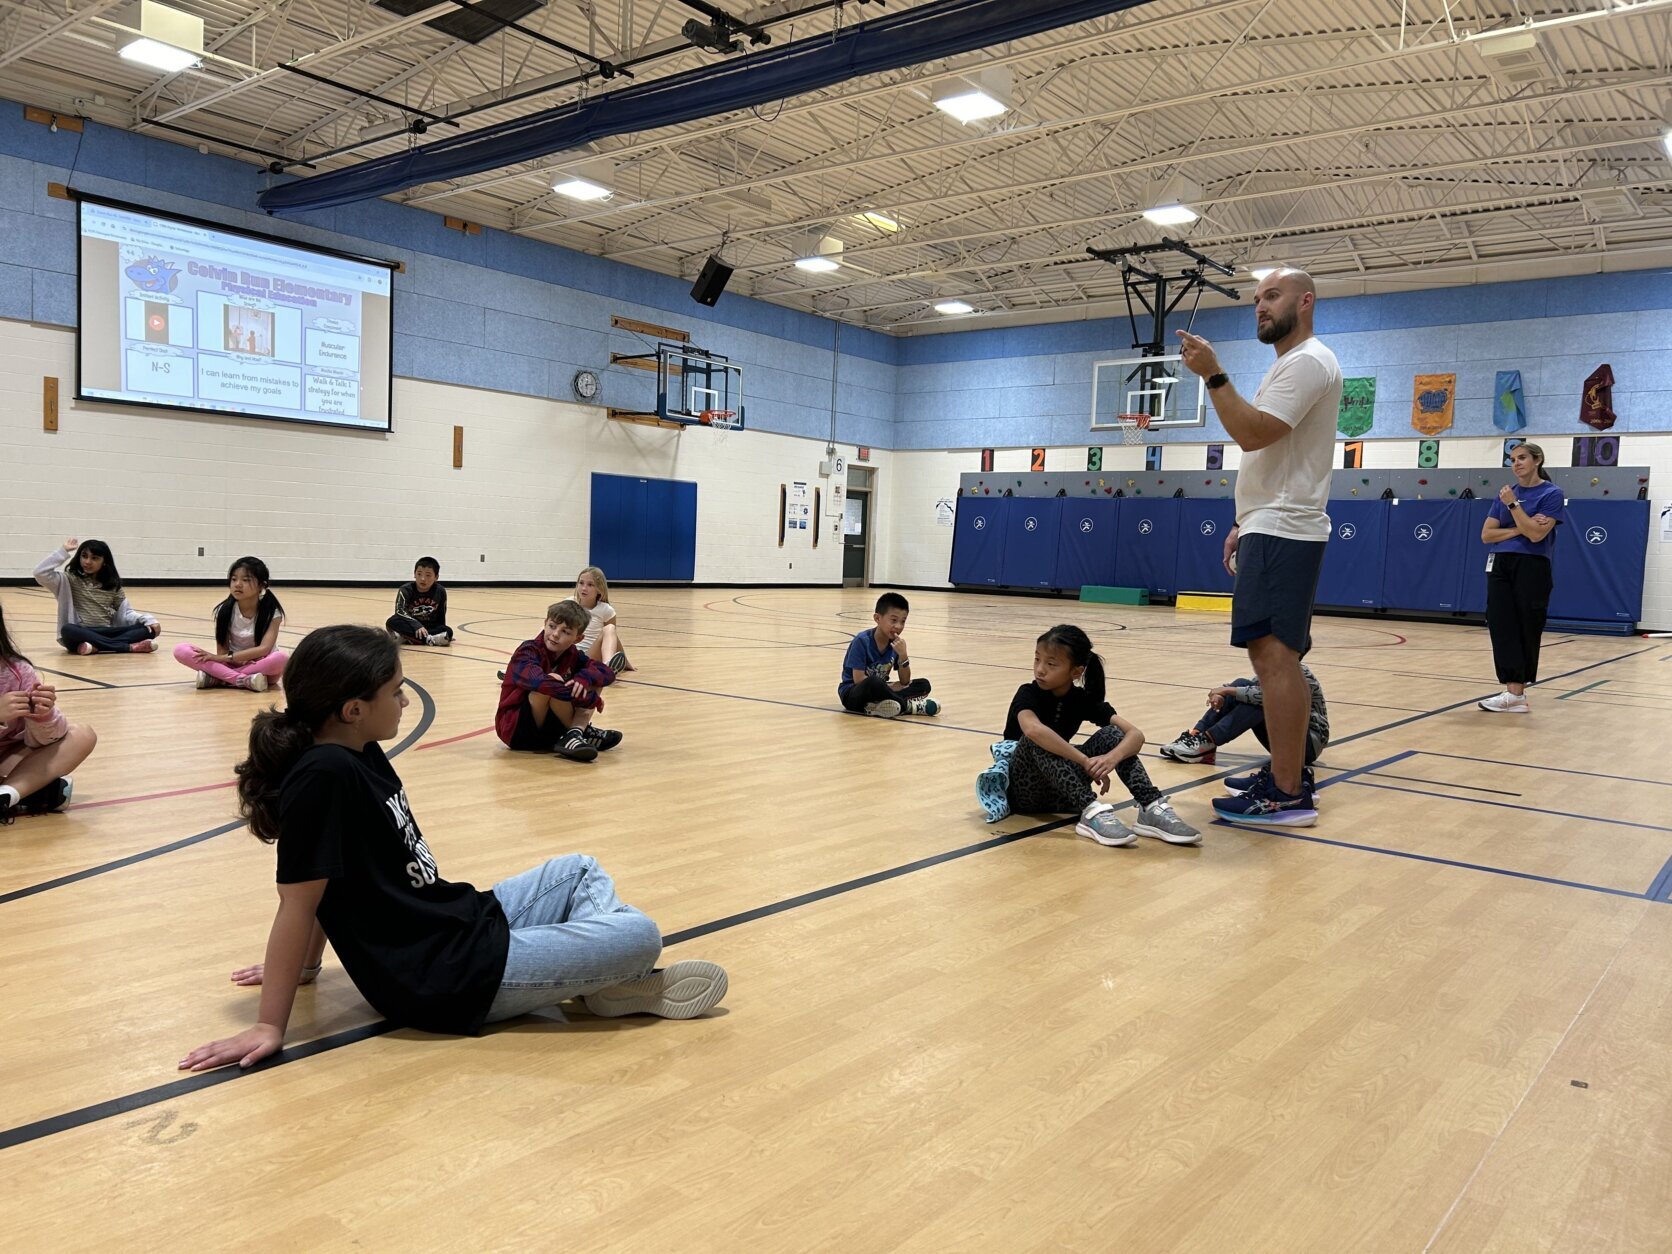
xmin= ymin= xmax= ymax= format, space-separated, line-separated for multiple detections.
xmin=837 ymin=592 xmax=940 ymax=719
xmin=388 ymin=557 xmax=451 ymax=646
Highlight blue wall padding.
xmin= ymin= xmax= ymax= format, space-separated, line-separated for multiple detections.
xmin=1000 ymin=498 xmax=1064 ymax=588
xmin=1112 ymin=498 xmax=1180 ymax=596
xmin=589 ymin=473 xmax=698 ymax=580
xmin=1316 ymin=500 xmax=1390 ymax=608
xmin=949 ymin=496 xmax=1008 ymax=586
xmin=1054 ymin=499 xmax=1121 ymax=590
xmin=1175 ymin=498 xmax=1238 ymax=593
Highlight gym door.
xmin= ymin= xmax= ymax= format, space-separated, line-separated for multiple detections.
xmin=843 ymin=489 xmax=870 ymax=586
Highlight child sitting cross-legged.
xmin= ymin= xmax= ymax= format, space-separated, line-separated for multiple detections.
xmin=495 ymin=601 xmax=622 ymax=763
xmin=837 ymin=592 xmax=939 ymax=719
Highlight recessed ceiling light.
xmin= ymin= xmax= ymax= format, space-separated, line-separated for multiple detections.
xmin=934 ymin=300 xmax=974 ymax=315
xmin=553 ymin=177 xmax=612 ymax=202
xmin=119 ymin=37 xmax=200 ymax=72
xmin=934 ymin=89 xmax=1007 ymax=124
xmin=794 ymin=255 xmax=841 ymax=273
xmin=118 ymin=2 xmax=204 ymax=73
xmin=1141 ymin=203 xmax=1198 ymax=227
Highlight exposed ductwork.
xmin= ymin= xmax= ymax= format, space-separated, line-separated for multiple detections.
xmin=257 ymin=0 xmax=1160 ymax=214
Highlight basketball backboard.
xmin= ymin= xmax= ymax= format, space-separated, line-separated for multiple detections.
xmin=1090 ymin=353 xmax=1206 ymax=431
xmin=658 ymin=344 xmax=746 ymax=429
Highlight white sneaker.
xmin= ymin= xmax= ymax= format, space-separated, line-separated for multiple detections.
xmin=237 ymin=673 xmax=269 ymax=693
xmin=1478 ymin=691 xmax=1529 ymax=714
xmin=1075 ymin=801 xmax=1138 ymax=847
xmin=194 ymin=671 xmax=214 ymax=689
xmin=583 ymin=960 xmax=728 ymax=1019
xmin=863 ymin=700 xmax=901 ymax=718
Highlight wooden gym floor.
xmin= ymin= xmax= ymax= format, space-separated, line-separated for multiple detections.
xmin=1 ymin=584 xmax=1669 ymax=1250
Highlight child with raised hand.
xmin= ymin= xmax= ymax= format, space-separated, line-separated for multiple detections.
xmin=568 ymin=566 xmax=630 ymax=673
xmin=837 ymin=591 xmax=939 ymax=719
xmin=496 ymin=600 xmax=621 ymax=763
xmin=0 ymin=598 xmax=98 ymax=822
xmin=173 ymin=557 xmax=288 ymax=692
xmin=177 ymin=624 xmax=726 ymax=1073
xmin=34 ymin=537 xmax=161 ymax=655
xmin=388 ymin=556 xmax=451 ymax=647
xmin=977 ymin=624 xmax=1199 ymax=847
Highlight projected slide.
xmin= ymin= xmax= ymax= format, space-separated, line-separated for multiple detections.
xmin=77 ymin=197 xmax=394 ymax=431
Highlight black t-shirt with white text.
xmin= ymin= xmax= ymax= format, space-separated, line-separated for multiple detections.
xmin=276 ymin=743 xmax=508 ymax=1034
xmin=1003 ymin=683 xmax=1117 ymax=743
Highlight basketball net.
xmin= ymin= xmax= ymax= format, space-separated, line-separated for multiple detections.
xmin=699 ymin=409 xmax=739 ymax=444
xmin=1117 ymin=414 xmax=1149 ymax=446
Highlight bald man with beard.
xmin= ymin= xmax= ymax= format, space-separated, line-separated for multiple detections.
xmin=1175 ymin=268 xmax=1342 ymax=827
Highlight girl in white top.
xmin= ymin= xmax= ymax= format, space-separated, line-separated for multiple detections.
xmin=567 ymin=566 xmax=631 ymax=673
xmin=173 ymin=556 xmax=289 ymax=692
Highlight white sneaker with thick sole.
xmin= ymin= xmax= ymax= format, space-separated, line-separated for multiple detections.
xmin=583 ymin=960 xmax=729 ymax=1019
xmin=238 ymin=673 xmax=270 ymax=693
xmin=1478 ymin=691 xmax=1529 ymax=714
xmin=1075 ymin=801 xmax=1137 ymax=847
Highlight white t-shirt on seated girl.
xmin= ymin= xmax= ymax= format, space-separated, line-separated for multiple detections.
xmin=228 ymin=604 xmax=283 ymax=652
xmin=563 ymin=598 xmax=615 ymax=657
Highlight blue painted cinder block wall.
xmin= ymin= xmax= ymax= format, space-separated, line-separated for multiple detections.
xmin=895 ymin=271 xmax=1672 ymax=449
xmin=4 ymin=100 xmax=1668 ymax=454
xmin=0 ymin=102 xmax=898 ymax=449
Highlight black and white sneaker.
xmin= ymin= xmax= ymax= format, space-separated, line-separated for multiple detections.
xmin=553 ymin=727 xmax=598 ymax=762
xmin=582 ymin=725 xmax=623 ymax=752
xmin=19 ymin=776 xmax=74 ymax=814
xmin=607 ymin=650 xmax=629 ymax=674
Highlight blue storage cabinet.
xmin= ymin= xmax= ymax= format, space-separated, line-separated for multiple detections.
xmin=589 ymin=473 xmax=697 ymax=581
xmin=1549 ymin=499 xmax=1649 ymax=623
xmin=1175 ymin=498 xmax=1237 ymax=593
xmin=1054 ymin=498 xmax=1121 ymax=591
xmin=950 ymin=496 xmax=1009 ymax=586
xmin=1112 ymin=498 xmax=1181 ymax=596
xmin=999 ymin=498 xmax=1065 ymax=589
xmin=1317 ymin=500 xmax=1390 ymax=608
xmin=1381 ymin=499 xmax=1472 ymax=612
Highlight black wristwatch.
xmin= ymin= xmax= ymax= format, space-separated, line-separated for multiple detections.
xmin=1206 ymin=372 xmax=1229 ymax=390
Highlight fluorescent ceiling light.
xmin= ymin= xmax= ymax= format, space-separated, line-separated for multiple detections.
xmin=1248 ymin=265 xmax=1280 ymax=280
xmin=1141 ymin=203 xmax=1199 ymax=226
xmin=119 ymin=37 xmax=200 ymax=72
xmin=794 ymin=255 xmax=840 ymax=273
xmin=119 ymin=2 xmax=203 ymax=73
xmin=553 ymin=177 xmax=612 ymax=201
xmin=934 ymin=89 xmax=1007 ymax=123
xmin=934 ymin=300 xmax=974 ymax=315
xmin=857 ymin=210 xmax=901 ymax=233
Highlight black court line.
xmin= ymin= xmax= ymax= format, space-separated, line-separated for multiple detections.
xmin=35 ymin=667 xmax=116 ymax=689
xmin=0 ymin=642 xmax=1653 ymax=1151
xmin=1417 ymin=750 xmax=1672 ymax=790
xmin=1357 ymin=772 xmax=1522 ymax=798
xmin=1334 ymin=779 xmax=1672 ymax=836
xmin=0 ymin=679 xmax=437 ymax=907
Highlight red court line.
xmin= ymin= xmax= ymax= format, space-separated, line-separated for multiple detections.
xmin=416 ymin=725 xmax=496 ymax=750
xmin=66 ymin=778 xmax=237 ymax=811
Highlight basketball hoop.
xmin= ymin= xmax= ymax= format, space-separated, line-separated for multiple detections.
xmin=1117 ymin=414 xmax=1149 ymax=446
xmin=699 ymin=408 xmax=740 ymax=430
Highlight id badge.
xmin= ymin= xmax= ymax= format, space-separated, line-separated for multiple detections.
xmin=1485 ymin=553 xmax=1495 ymax=573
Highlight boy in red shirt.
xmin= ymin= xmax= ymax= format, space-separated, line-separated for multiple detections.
xmin=496 ymin=601 xmax=621 ymax=762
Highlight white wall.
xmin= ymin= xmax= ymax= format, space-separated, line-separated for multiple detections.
xmin=0 ymin=318 xmax=858 ymax=586
xmin=875 ymin=437 xmax=1672 ymax=631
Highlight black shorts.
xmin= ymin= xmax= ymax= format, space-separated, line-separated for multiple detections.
xmin=1230 ymin=532 xmax=1326 ymax=657
xmin=507 ymin=696 xmax=566 ymax=751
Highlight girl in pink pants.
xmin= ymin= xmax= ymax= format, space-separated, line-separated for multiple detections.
xmin=174 ymin=556 xmax=288 ymax=692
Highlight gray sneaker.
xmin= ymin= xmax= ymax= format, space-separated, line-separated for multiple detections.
xmin=583 ymin=960 xmax=729 ymax=1019
xmin=1133 ymin=799 xmax=1201 ymax=845
xmin=1075 ymin=802 xmax=1137 ymax=847
xmin=863 ymin=700 xmax=902 ymax=718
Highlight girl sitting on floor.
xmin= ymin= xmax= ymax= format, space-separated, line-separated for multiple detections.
xmin=173 ymin=556 xmax=288 ymax=692
xmin=34 ymin=537 xmax=161 ymax=655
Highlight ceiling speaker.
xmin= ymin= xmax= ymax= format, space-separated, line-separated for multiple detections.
xmin=690 ymin=254 xmax=734 ymax=306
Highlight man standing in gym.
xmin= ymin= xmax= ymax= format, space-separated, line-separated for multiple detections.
xmin=1175 ymin=268 xmax=1342 ymax=826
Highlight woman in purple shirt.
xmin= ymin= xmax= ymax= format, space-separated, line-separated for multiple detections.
xmin=1478 ymin=442 xmax=1567 ymax=713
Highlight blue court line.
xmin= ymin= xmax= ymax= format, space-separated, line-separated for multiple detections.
xmin=1359 ymin=772 xmax=1522 ymax=797
xmin=1645 ymin=856 xmax=1672 ymax=902
xmin=1221 ymin=823 xmax=1652 ymax=904
xmin=1334 ymin=778 xmax=1672 ymax=836
xmin=1415 ymin=750 xmax=1672 ymax=790
xmin=1556 ymin=679 xmax=1610 ymax=700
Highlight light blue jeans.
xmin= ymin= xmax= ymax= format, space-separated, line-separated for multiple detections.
xmin=483 ymin=855 xmax=663 ymax=1023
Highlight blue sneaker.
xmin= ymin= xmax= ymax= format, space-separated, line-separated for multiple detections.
xmin=1212 ymin=775 xmax=1318 ymax=827
xmin=1224 ymin=764 xmax=1315 ymax=795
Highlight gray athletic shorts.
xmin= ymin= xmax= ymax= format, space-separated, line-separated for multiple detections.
xmin=1230 ymin=532 xmax=1326 ymax=657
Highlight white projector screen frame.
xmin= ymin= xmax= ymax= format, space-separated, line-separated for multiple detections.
xmin=75 ymin=193 xmax=397 ymax=433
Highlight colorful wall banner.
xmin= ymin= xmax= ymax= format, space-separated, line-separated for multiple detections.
xmin=1581 ymin=363 xmax=1616 ymax=431
xmin=1493 ymin=370 xmax=1526 ymax=433
xmin=1337 ymin=377 xmax=1376 ymax=437
xmin=1411 ymin=373 xmax=1456 ymax=436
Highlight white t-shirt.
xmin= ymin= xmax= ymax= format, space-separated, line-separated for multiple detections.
xmin=227 ymin=604 xmax=282 ymax=651
xmin=564 ymin=598 xmax=616 ymax=656
xmin=1235 ymin=336 xmax=1343 ymax=542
